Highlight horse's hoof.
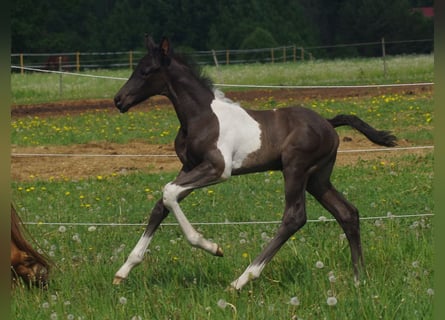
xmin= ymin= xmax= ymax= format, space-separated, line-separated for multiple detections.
xmin=112 ymin=276 xmax=124 ymax=285
xmin=215 ymin=246 xmax=224 ymax=257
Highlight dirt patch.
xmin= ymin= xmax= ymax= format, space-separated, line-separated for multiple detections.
xmin=11 ymin=136 xmax=431 ymax=182
xmin=11 ymin=85 xmax=432 ymax=118
xmin=11 ymin=85 xmax=433 ymax=181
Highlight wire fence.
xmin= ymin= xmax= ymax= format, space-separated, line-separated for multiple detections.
xmin=11 ymin=38 xmax=433 ymax=73
xmin=23 ymin=213 xmax=434 ymax=228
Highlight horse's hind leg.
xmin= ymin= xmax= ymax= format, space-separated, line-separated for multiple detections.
xmin=113 ymin=199 xmax=169 ymax=284
xmin=231 ymin=164 xmax=309 ymax=290
xmin=307 ymin=160 xmax=364 ymax=280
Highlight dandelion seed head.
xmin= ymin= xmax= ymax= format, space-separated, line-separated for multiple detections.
xmin=58 ymin=226 xmax=67 ymax=233
xmin=315 ymin=261 xmax=324 ymax=269
xmin=427 ymin=288 xmax=434 ymax=296
xmin=119 ymin=296 xmax=127 ymax=304
xmin=327 ymin=296 xmax=338 ymax=306
xmin=289 ymin=296 xmax=300 ymax=306
xmin=88 ymin=226 xmax=97 ymax=232
xmin=217 ymin=299 xmax=227 ymax=309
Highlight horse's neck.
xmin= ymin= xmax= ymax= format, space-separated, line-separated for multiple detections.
xmin=167 ymin=76 xmax=214 ymax=127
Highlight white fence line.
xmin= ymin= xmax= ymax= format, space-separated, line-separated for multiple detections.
xmin=22 ymin=213 xmax=434 ymax=228
xmin=10 ymin=65 xmax=434 ymax=89
xmin=11 ymin=145 xmax=434 ymax=159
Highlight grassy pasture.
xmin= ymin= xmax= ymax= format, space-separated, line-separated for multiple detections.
xmin=11 ymin=54 xmax=433 ymax=105
xmin=11 ymin=56 xmax=434 ymax=319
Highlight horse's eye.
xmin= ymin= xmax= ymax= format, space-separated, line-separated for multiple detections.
xmin=140 ymin=67 xmax=152 ymax=77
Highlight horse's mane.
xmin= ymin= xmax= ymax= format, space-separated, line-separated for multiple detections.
xmin=11 ymin=204 xmax=50 ymax=270
xmin=173 ymin=52 xmax=214 ymax=91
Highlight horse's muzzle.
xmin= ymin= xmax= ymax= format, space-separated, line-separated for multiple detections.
xmin=114 ymin=95 xmax=129 ymax=113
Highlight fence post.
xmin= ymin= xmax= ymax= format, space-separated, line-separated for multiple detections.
xmin=58 ymin=56 xmax=63 ymax=96
xmin=283 ymin=47 xmax=286 ymax=63
xmin=293 ymin=46 xmax=296 ymax=62
xmin=271 ymin=48 xmax=274 ymax=64
xmin=226 ymin=50 xmax=230 ymax=65
xmin=20 ymin=53 xmax=24 ymax=75
xmin=301 ymin=47 xmax=304 ymax=61
xmin=76 ymin=52 xmax=80 ymax=72
xmin=211 ymin=49 xmax=219 ymax=68
xmin=129 ymin=50 xmax=133 ymax=69
xmin=381 ymin=37 xmax=387 ymax=78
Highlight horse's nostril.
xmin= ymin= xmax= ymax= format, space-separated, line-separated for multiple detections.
xmin=114 ymin=96 xmax=122 ymax=107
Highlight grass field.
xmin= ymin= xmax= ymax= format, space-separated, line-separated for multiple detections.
xmin=11 ymin=54 xmax=433 ymax=105
xmin=11 ymin=56 xmax=434 ymax=319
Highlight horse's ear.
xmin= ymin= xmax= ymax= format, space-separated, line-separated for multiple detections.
xmin=145 ymin=34 xmax=156 ymax=52
xmin=160 ymin=37 xmax=172 ymax=66
xmin=160 ymin=37 xmax=171 ymax=55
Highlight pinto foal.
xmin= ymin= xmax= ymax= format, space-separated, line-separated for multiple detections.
xmin=113 ymin=36 xmax=396 ymax=290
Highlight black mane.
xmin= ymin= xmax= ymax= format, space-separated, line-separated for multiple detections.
xmin=174 ymin=52 xmax=214 ymax=91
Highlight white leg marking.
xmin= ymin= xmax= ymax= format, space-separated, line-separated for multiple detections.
xmin=114 ymin=232 xmax=152 ymax=281
xmin=230 ymin=262 xmax=266 ymax=290
xmin=163 ymin=182 xmax=220 ymax=255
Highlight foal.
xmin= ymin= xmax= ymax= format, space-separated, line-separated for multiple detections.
xmin=11 ymin=204 xmax=50 ymax=288
xmin=113 ymin=35 xmax=396 ymax=290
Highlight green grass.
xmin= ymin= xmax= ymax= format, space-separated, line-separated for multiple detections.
xmin=208 ymin=54 xmax=434 ymax=88
xmin=11 ymin=93 xmax=433 ymax=147
xmin=11 ymin=54 xmax=433 ymax=105
xmin=11 ymin=153 xmax=434 ymax=319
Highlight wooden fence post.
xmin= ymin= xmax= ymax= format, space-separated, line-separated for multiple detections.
xmin=283 ymin=47 xmax=286 ymax=63
xmin=301 ymin=47 xmax=304 ymax=61
xmin=381 ymin=37 xmax=387 ymax=78
xmin=58 ymin=56 xmax=63 ymax=95
xmin=129 ymin=50 xmax=133 ymax=69
xmin=293 ymin=46 xmax=296 ymax=62
xmin=271 ymin=48 xmax=274 ymax=63
xmin=212 ymin=50 xmax=219 ymax=68
xmin=20 ymin=53 xmax=24 ymax=75
xmin=76 ymin=52 xmax=80 ymax=72
xmin=226 ymin=50 xmax=230 ymax=65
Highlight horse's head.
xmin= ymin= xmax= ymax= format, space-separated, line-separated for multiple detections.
xmin=114 ymin=35 xmax=173 ymax=113
xmin=11 ymin=243 xmax=49 ymax=288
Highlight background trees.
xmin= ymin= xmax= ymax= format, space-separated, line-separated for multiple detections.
xmin=11 ymin=0 xmax=433 ymax=57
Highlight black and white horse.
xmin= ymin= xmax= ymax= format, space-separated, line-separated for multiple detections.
xmin=113 ymin=35 xmax=396 ymax=290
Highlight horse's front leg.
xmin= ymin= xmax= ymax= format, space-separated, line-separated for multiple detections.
xmin=113 ymin=199 xmax=169 ymax=284
xmin=162 ymin=161 xmax=226 ymax=257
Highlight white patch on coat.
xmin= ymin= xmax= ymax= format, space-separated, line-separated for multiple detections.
xmin=211 ymin=91 xmax=262 ymax=178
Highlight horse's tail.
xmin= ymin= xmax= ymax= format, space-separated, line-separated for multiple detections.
xmin=327 ymin=114 xmax=397 ymax=147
